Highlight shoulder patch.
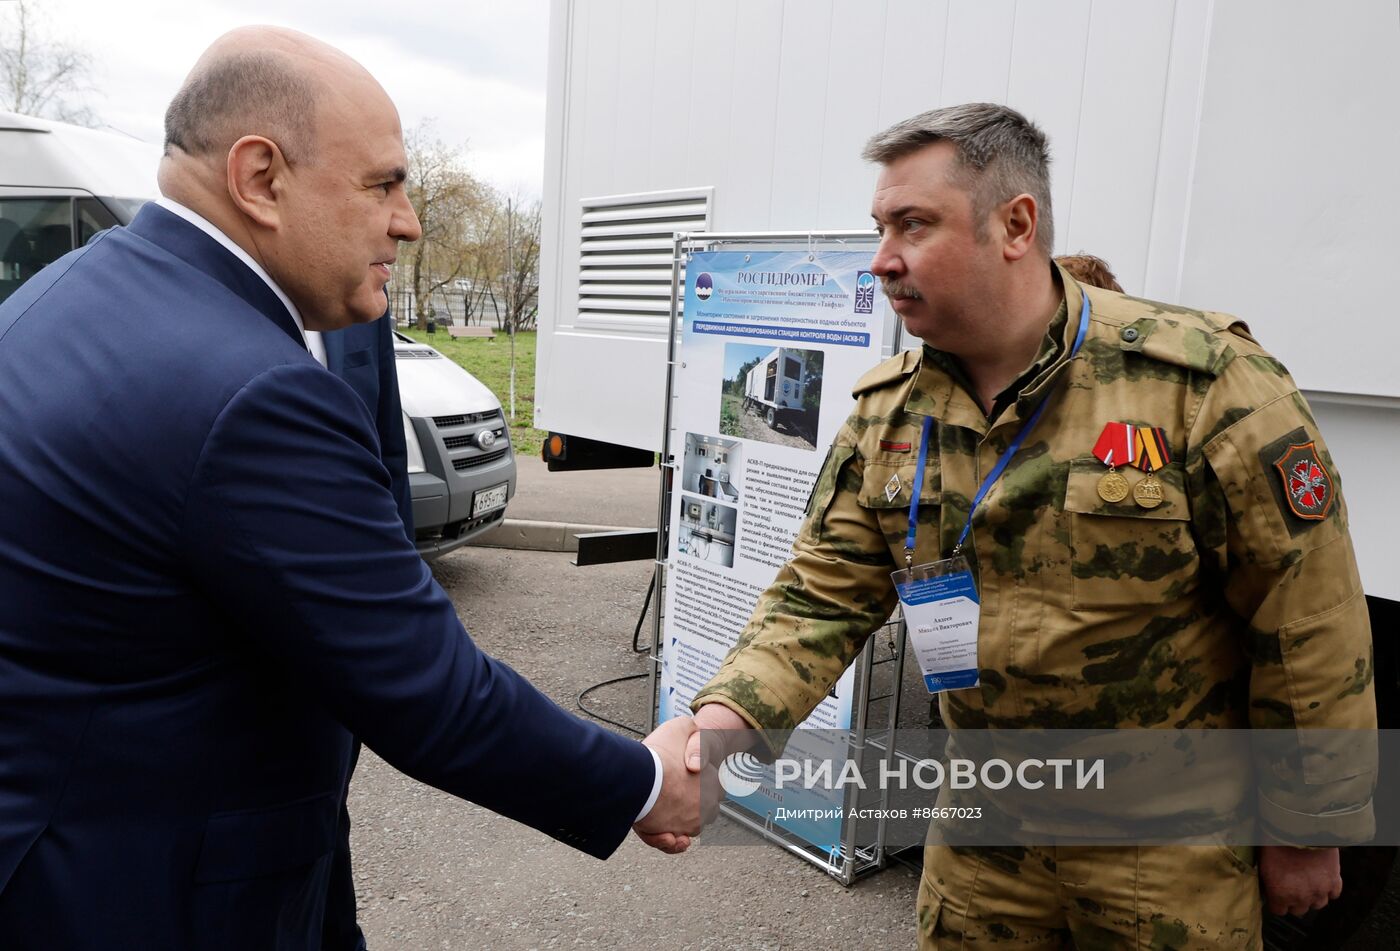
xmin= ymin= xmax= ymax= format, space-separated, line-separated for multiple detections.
xmin=1272 ymin=440 xmax=1334 ymax=521
xmin=852 ymin=348 xmax=919 ymax=397
xmin=1259 ymin=427 xmax=1336 ymax=532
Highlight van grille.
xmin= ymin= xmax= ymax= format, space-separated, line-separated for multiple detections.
xmin=454 ymin=448 xmax=508 ymax=471
xmin=433 ymin=410 xmax=501 ymax=428
xmin=442 ymin=431 xmax=505 ymax=451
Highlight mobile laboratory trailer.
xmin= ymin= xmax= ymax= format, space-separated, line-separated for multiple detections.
xmin=536 ymin=0 xmax=1400 ymax=628
xmin=743 ymin=346 xmax=806 ymax=430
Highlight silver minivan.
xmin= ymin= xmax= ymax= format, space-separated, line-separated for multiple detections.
xmin=393 ymin=331 xmax=515 ymax=557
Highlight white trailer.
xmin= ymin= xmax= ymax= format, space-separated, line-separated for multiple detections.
xmin=537 ymin=0 xmax=1400 ymax=617
xmin=743 ymin=346 xmax=806 ymax=429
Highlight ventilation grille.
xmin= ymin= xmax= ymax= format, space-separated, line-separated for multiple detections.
xmin=577 ymin=188 xmax=712 ymax=325
xmin=394 ymin=349 xmax=442 ymax=360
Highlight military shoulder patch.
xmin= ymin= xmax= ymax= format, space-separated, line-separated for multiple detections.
xmin=1272 ymin=441 xmax=1334 ymax=521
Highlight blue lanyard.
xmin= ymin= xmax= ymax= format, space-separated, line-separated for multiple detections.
xmin=904 ymin=292 xmax=1091 ymax=565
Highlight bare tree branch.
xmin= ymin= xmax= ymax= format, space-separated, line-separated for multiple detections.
xmin=0 ymin=0 xmax=98 ymax=126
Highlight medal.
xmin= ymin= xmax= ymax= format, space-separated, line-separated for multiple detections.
xmin=1098 ymin=469 xmax=1130 ymax=503
xmin=1133 ymin=470 xmax=1164 ymax=509
xmin=1092 ymin=423 xmax=1141 ymax=504
xmin=1127 ymin=427 xmax=1170 ymax=509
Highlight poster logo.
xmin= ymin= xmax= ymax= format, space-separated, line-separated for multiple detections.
xmin=695 ymin=273 xmax=714 ymax=301
xmin=718 ymin=751 xmax=766 ymax=798
xmin=854 ymin=270 xmax=875 ymax=314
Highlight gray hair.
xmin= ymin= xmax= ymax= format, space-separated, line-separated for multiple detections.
xmin=164 ymin=50 xmax=319 ymax=165
xmin=863 ymin=103 xmax=1054 ymax=256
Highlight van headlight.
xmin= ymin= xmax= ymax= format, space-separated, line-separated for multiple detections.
xmin=403 ymin=413 xmax=426 ymax=474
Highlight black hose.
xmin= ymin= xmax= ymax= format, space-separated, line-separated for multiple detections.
xmin=577 ymin=566 xmax=660 ymax=735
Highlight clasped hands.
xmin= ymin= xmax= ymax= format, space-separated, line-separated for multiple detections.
xmin=631 ymin=704 xmax=752 ymax=853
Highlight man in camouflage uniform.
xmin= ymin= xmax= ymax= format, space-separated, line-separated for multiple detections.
xmin=683 ymin=104 xmax=1376 ymax=948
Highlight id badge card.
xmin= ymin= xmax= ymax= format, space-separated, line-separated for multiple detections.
xmin=891 ymin=555 xmax=980 ymax=694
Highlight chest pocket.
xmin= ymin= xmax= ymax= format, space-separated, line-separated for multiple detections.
xmin=1064 ymin=458 xmax=1197 ymax=611
xmin=855 ymin=453 xmax=942 ymax=563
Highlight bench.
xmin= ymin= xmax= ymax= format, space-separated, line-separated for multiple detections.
xmin=447 ymin=325 xmax=496 ymax=339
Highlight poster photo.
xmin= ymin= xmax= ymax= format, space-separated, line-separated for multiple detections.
xmin=720 ymin=343 xmax=824 ymax=451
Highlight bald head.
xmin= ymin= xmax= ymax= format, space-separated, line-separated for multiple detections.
xmin=163 ymin=26 xmax=374 ymax=166
xmin=155 ymin=27 xmax=420 ymax=330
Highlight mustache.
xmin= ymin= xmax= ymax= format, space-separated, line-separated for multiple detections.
xmin=881 ymin=278 xmax=922 ymax=300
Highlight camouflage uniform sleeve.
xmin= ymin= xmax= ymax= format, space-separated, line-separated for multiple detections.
xmin=691 ymin=414 xmax=900 ymax=740
xmin=1189 ymin=340 xmax=1376 ymax=844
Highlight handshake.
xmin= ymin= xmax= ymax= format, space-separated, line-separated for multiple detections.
xmin=630 ymin=703 xmax=753 ymax=853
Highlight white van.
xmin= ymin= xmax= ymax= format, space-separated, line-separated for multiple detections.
xmin=0 ymin=111 xmax=514 ymax=558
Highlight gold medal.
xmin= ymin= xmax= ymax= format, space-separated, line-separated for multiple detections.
xmin=1097 ymin=469 xmax=1130 ymax=503
xmin=1133 ymin=473 xmax=1164 ymax=509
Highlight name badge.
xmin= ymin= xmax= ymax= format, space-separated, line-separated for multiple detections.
xmin=890 ymin=554 xmax=980 ymax=694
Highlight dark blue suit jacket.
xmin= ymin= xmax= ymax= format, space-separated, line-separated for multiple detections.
xmin=0 ymin=204 xmax=652 ymax=950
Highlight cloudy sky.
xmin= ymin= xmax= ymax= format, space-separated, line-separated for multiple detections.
xmin=44 ymin=0 xmax=550 ymax=197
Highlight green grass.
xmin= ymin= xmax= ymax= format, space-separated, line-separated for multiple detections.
xmin=719 ymin=392 xmax=743 ymax=437
xmin=400 ymin=328 xmax=546 ymax=458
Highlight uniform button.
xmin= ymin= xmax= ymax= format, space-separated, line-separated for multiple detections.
xmin=1121 ymin=327 xmax=1140 ymax=342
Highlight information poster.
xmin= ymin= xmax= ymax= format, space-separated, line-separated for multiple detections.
xmin=657 ymin=249 xmax=886 ymax=849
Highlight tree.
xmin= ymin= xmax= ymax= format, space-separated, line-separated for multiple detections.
xmin=497 ymin=196 xmax=540 ymax=334
xmin=0 ymin=0 xmax=97 ymax=125
xmin=453 ymin=192 xmax=540 ymax=333
xmin=395 ymin=123 xmax=492 ymax=330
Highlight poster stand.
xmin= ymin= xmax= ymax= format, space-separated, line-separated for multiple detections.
xmin=646 ymin=231 xmax=909 ymax=885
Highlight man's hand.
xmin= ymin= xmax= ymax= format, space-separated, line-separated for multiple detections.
xmin=685 ymin=702 xmax=753 ymax=771
xmin=1259 ymin=846 xmax=1342 ymax=917
xmin=633 ymin=706 xmax=753 ymax=854
xmin=633 ymin=716 xmax=706 ymax=854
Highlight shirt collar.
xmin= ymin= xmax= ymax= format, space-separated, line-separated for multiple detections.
xmin=154 ymin=197 xmax=308 ymax=343
xmin=907 ymin=264 xmax=1088 ymax=434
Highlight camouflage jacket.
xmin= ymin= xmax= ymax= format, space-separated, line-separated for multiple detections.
xmin=694 ymin=269 xmax=1376 ymax=840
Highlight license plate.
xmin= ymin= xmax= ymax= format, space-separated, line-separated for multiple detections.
xmin=472 ymin=482 xmax=509 ymax=518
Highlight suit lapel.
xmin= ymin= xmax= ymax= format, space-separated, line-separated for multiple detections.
xmin=126 ymin=204 xmax=307 ymax=350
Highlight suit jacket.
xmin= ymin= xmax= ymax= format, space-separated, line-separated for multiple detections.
xmin=0 ymin=204 xmax=652 ymax=950
xmin=322 ymin=310 xmax=413 ymax=540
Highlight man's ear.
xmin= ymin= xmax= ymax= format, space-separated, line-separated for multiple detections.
xmin=1001 ymin=193 xmax=1039 ymax=262
xmin=226 ymin=135 xmax=287 ymax=231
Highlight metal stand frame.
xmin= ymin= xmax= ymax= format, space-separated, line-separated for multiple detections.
xmin=645 ymin=230 xmax=905 ymax=885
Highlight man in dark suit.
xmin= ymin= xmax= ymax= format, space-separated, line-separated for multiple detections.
xmin=0 ymin=26 xmax=701 ymax=950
